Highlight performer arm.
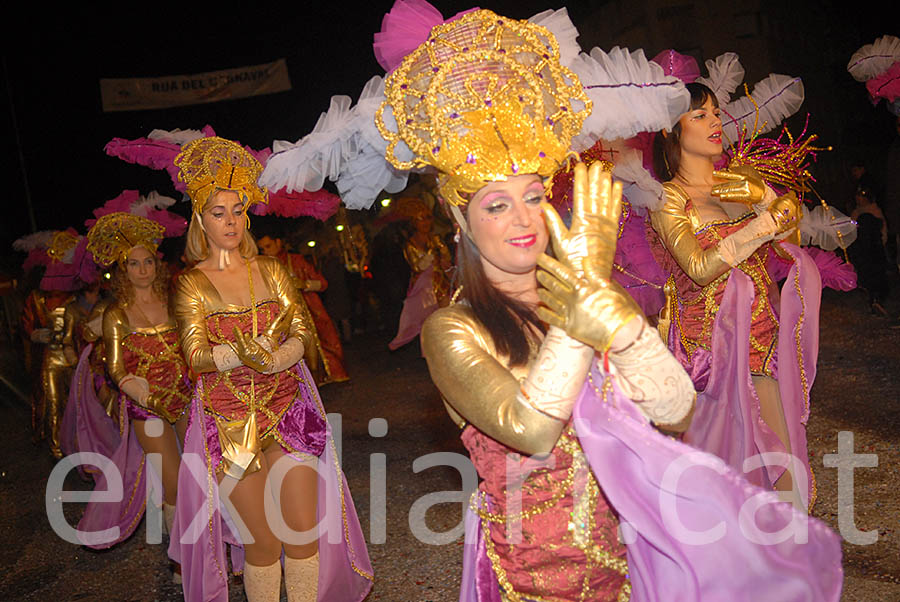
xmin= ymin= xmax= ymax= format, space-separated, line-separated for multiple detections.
xmin=61 ymin=303 xmax=78 ymax=364
xmin=263 ymin=257 xmax=314 ymax=373
xmin=607 ymin=321 xmax=695 ymax=429
xmin=651 ymin=184 xmax=778 ymax=286
xmin=103 ymin=304 xmax=149 ymax=402
xmin=422 ymin=308 xmax=593 ymax=455
xmin=174 ymin=271 xmax=243 ymax=374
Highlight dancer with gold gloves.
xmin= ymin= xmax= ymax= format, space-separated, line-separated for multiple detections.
xmin=78 ymin=213 xmax=191 ymax=585
xmin=170 ymin=137 xmax=372 ymax=602
xmin=649 ymin=82 xmax=815 ymax=511
xmin=368 ymin=3 xmax=843 ymax=600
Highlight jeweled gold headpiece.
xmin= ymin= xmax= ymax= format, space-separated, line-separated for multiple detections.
xmin=376 ymin=9 xmax=591 ymax=208
xmin=46 ymin=230 xmax=80 ymax=262
xmin=174 ymin=136 xmax=268 ymax=214
xmin=86 ymin=212 xmax=165 ymax=267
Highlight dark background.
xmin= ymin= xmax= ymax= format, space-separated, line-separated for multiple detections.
xmin=2 ymin=1 xmax=894 ymax=269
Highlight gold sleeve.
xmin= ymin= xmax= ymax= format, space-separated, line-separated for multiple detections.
xmin=61 ymin=302 xmax=77 ymax=349
xmin=420 ymin=306 xmax=565 ymax=456
xmin=260 ymin=256 xmax=314 ymax=354
xmin=102 ymin=304 xmax=130 ymax=384
xmin=650 ymin=183 xmax=731 ymax=286
xmin=174 ymin=270 xmax=217 ymax=374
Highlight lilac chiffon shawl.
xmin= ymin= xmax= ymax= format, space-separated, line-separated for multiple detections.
xmin=458 ymin=248 xmax=841 ymax=601
xmin=168 ymin=360 xmax=373 ymax=602
xmin=459 ymin=372 xmax=842 ymax=602
xmin=681 ymin=244 xmax=819 ymax=503
xmin=71 ymin=343 xmax=154 ymax=549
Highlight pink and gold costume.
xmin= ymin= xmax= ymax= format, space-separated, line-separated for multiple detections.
xmin=171 ymin=254 xmax=373 ymax=601
xmin=652 ymin=182 xmax=778 ymax=376
xmin=423 ymin=305 xmax=629 ymax=602
xmin=103 ymin=303 xmax=190 ymax=423
xmin=649 ymin=181 xmax=817 ymax=503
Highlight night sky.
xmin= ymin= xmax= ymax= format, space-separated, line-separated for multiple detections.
xmin=2 ymin=1 xmax=893 ymax=269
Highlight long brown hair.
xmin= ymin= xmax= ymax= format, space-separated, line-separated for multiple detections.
xmin=456 ymin=233 xmax=546 ymax=367
xmin=652 ymin=82 xmax=718 ymax=181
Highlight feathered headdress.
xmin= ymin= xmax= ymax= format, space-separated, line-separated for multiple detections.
xmin=848 ymin=35 xmax=900 ymax=115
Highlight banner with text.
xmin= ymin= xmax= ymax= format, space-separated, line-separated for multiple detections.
xmin=100 ymin=59 xmax=292 ymax=112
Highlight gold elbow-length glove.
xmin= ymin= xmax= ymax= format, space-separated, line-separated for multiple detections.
xmin=538 ymin=163 xmax=642 ymax=352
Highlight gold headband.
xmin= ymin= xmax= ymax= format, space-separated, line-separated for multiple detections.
xmin=174 ymin=136 xmax=268 ymax=214
xmin=86 ymin=212 xmax=165 ymax=267
xmin=376 ymin=9 xmax=591 ymax=207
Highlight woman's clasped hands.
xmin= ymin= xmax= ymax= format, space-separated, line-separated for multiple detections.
xmin=536 ymin=162 xmax=643 ymax=353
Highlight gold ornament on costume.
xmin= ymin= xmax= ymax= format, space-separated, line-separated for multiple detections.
xmin=86 ymin=212 xmax=165 ymax=267
xmin=174 ymin=136 xmax=268 ymax=214
xmin=376 ymin=9 xmax=591 ymax=207
xmin=46 ymin=231 xmax=79 ymax=262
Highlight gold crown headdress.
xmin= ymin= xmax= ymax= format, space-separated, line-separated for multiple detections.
xmin=376 ymin=9 xmax=591 ymax=209
xmin=174 ymin=136 xmax=268 ymax=214
xmin=86 ymin=212 xmax=165 ymax=267
xmin=46 ymin=230 xmax=80 ymax=262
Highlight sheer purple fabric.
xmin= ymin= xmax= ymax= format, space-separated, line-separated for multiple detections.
xmin=682 ymin=243 xmax=818 ymax=503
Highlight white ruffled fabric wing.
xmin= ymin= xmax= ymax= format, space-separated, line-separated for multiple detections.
xmin=528 ymin=8 xmax=581 ymax=69
xmin=261 ymin=95 xmax=358 ymax=194
xmin=799 ymin=205 xmax=857 ymax=251
xmin=848 ymin=35 xmax=900 ymax=81
xmin=606 ymin=140 xmax=665 ymax=212
xmin=336 ymin=76 xmax=411 ymax=209
xmin=261 ymin=76 xmax=412 ymax=210
xmin=721 ymin=74 xmax=804 ymax=143
xmin=570 ymin=47 xmax=689 ymax=149
xmin=696 ymin=52 xmax=745 ymax=107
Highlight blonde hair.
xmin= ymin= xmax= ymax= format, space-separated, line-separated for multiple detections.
xmin=184 ymin=212 xmax=258 ymax=264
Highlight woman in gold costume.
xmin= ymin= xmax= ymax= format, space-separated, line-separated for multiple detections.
xmin=170 ymin=137 xmax=372 ymax=602
xmin=376 ymin=8 xmax=696 ymax=601
xmin=388 ymin=198 xmax=452 ymax=350
xmin=79 ymin=213 xmax=191 ymax=561
xmin=649 ymin=81 xmax=811 ymax=510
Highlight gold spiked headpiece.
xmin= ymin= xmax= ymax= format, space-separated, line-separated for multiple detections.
xmin=174 ymin=136 xmax=268 ymax=214
xmin=376 ymin=9 xmax=591 ymax=207
xmin=86 ymin=212 xmax=165 ymax=267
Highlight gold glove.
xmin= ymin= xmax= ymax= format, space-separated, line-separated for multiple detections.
xmin=229 ymin=327 xmax=274 ymax=372
xmin=144 ymin=390 xmax=166 ymax=415
xmin=711 ymin=165 xmax=767 ymax=206
xmin=536 ymin=253 xmax=642 ymax=353
xmin=263 ymin=305 xmax=295 ymax=344
xmin=542 ymin=161 xmax=623 ymax=278
xmin=768 ymin=191 xmax=801 ymax=233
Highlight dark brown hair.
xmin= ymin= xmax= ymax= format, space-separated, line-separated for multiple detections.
xmin=652 ymin=82 xmax=718 ymax=181
xmin=456 ymin=233 xmax=546 ymax=367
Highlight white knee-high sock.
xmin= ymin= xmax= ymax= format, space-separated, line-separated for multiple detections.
xmin=284 ymin=552 xmax=319 ymax=602
xmin=244 ymin=560 xmax=282 ymax=602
